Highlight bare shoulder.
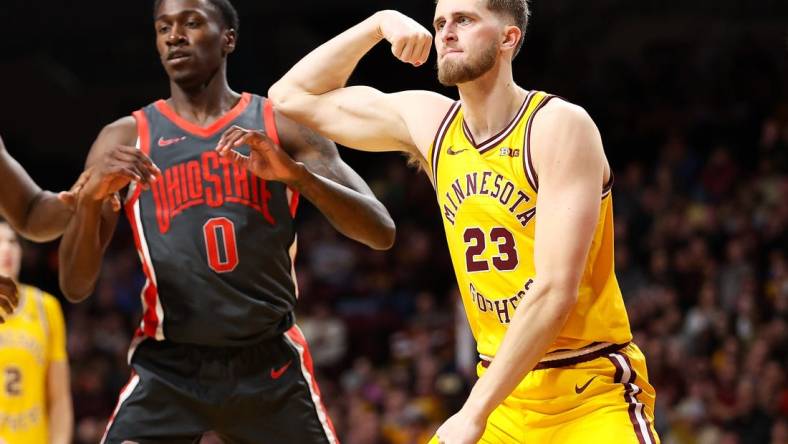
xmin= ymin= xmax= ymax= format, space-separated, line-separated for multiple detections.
xmin=388 ymin=90 xmax=455 ymax=156
xmin=86 ymin=116 xmax=138 ymax=166
xmin=531 ymin=98 xmax=602 ymax=159
xmin=533 ymin=98 xmax=598 ymax=137
xmin=529 ymin=97 xmax=607 ymax=181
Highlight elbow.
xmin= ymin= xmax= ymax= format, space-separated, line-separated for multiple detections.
xmin=535 ymin=277 xmax=579 ymax=313
xmin=58 ymin=275 xmax=92 ymax=304
xmin=373 ymin=220 xmax=397 ymax=251
xmin=267 ymin=83 xmax=295 ymax=115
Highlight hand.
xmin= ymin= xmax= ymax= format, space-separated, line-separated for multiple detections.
xmin=377 ymin=10 xmax=432 ymax=66
xmin=0 ymin=275 xmax=18 ymax=324
xmin=435 ymin=408 xmax=487 ymax=444
xmin=83 ymin=145 xmax=160 ymax=204
xmin=58 ymin=168 xmax=122 ymax=212
xmin=216 ymin=126 xmax=305 ymax=185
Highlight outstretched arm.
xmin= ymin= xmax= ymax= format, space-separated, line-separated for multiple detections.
xmin=0 ymin=135 xmax=88 ymax=242
xmin=58 ymin=117 xmax=159 ymax=302
xmin=217 ymin=114 xmax=396 ymax=250
xmin=269 ymin=10 xmax=452 ymax=161
xmin=435 ymin=101 xmax=609 ymax=444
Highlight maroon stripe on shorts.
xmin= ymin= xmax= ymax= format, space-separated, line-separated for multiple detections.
xmin=607 ymin=353 xmax=651 ymax=444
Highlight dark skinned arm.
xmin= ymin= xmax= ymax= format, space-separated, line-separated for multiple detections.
xmin=58 ymin=117 xmax=159 ymax=302
xmin=275 ymin=109 xmax=395 ymax=250
xmin=0 ymin=135 xmax=88 ymax=242
xmin=216 ymin=111 xmax=395 ymax=250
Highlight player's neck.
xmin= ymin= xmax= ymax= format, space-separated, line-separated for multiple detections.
xmin=168 ymin=71 xmax=241 ymax=126
xmin=457 ymin=62 xmax=526 ymax=143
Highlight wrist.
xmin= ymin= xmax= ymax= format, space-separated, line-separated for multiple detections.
xmin=371 ymin=10 xmax=394 ymax=41
xmin=283 ymin=162 xmax=310 ymax=189
xmin=463 ymin=385 xmax=497 ymax=421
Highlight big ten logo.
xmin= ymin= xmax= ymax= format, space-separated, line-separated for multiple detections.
xmin=499 ymin=147 xmax=520 ymax=158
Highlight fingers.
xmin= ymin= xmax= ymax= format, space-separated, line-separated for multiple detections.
xmin=217 ymin=126 xmax=273 ymax=155
xmin=222 ymin=149 xmax=250 ymax=170
xmin=58 ymin=191 xmax=77 ymax=208
xmin=0 ymin=276 xmax=18 ymax=320
xmin=109 ymin=193 xmax=122 ymax=212
xmin=414 ymin=34 xmax=432 ymax=66
xmin=217 ymin=126 xmax=248 ymax=155
xmin=107 ymin=146 xmax=161 ymax=187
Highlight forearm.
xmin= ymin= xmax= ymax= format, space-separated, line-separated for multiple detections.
xmin=270 ymin=11 xmax=385 ymax=100
xmin=290 ymin=164 xmax=395 ymax=250
xmin=19 ymin=191 xmax=72 ymax=242
xmin=58 ymin=198 xmax=109 ymax=302
xmin=464 ymin=282 xmax=575 ymax=417
xmin=48 ymin=395 xmax=73 ymax=444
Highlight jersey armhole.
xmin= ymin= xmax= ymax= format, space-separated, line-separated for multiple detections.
xmin=428 ymin=101 xmax=462 ymax=186
xmin=263 ymin=98 xmax=298 ymax=217
xmin=125 ymin=111 xmax=149 ymax=210
xmin=522 ymin=94 xmax=558 ymax=193
xmin=263 ymin=98 xmax=281 ymax=146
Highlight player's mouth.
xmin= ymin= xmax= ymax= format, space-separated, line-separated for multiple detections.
xmin=440 ymin=49 xmax=463 ymax=59
xmin=167 ymin=51 xmax=192 ymax=63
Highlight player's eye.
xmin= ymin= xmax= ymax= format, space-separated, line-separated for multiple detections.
xmin=186 ymin=20 xmax=199 ymax=28
xmin=157 ymin=25 xmax=170 ymax=34
xmin=458 ymin=16 xmax=471 ymax=25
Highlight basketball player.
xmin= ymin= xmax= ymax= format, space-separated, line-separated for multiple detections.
xmin=267 ymin=2 xmax=660 ymax=443
xmin=0 ymin=133 xmax=101 ymax=322
xmin=58 ymin=0 xmax=394 ymax=442
xmin=0 ymin=219 xmax=73 ymax=444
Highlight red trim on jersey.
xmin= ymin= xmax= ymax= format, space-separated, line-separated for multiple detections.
xmin=100 ymin=369 xmax=138 ymax=444
xmin=154 ymin=92 xmax=252 ymax=138
xmin=264 ymin=99 xmax=300 ymax=217
xmin=127 ymin=111 xmax=160 ymax=338
xmin=126 ymin=111 xmax=150 ymax=209
xmin=285 ymin=326 xmax=338 ymax=441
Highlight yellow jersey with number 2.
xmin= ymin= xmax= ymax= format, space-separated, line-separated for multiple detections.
xmin=0 ymin=284 xmax=67 ymax=444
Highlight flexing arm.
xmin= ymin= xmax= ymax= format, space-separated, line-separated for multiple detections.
xmin=58 ymin=117 xmax=159 ymax=302
xmin=217 ymin=113 xmax=396 ymax=250
xmin=0 ymin=135 xmax=87 ymax=242
xmin=435 ymin=101 xmax=609 ymax=443
xmin=269 ymin=10 xmax=452 ymax=161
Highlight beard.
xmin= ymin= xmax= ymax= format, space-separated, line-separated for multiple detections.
xmin=437 ymin=41 xmax=498 ymax=86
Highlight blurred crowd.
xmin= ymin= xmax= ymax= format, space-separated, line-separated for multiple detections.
xmin=11 ymin=12 xmax=788 ymax=444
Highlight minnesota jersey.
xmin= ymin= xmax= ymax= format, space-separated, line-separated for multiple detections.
xmin=0 ymin=285 xmax=67 ymax=444
xmin=127 ymin=94 xmax=299 ymax=347
xmin=428 ymin=91 xmax=632 ymax=362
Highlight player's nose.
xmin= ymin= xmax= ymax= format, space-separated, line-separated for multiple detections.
xmin=165 ymin=24 xmax=187 ymax=46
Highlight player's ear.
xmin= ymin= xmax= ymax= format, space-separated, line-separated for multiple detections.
xmin=222 ymin=28 xmax=237 ymax=56
xmin=501 ymin=25 xmax=521 ymax=53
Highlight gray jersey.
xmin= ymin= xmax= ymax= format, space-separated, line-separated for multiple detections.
xmin=126 ymin=93 xmax=298 ymax=346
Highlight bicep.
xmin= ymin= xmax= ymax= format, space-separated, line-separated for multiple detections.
xmin=0 ymin=140 xmax=43 ymax=227
xmin=274 ymin=86 xmax=452 ymax=158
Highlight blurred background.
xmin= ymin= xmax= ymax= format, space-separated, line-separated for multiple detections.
xmin=1 ymin=0 xmax=787 ymax=443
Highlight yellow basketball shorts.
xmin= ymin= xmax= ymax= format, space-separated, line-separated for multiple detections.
xmin=429 ymin=342 xmax=660 ymax=443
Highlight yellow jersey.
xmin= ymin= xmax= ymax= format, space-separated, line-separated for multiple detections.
xmin=0 ymin=284 xmax=67 ymax=444
xmin=427 ymin=91 xmax=632 ymax=362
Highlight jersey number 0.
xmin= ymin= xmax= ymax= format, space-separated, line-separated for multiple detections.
xmin=203 ymin=217 xmax=239 ymax=273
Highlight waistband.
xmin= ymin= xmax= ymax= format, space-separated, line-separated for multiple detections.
xmin=480 ymin=341 xmax=629 ymax=370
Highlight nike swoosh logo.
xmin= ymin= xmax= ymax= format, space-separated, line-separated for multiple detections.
xmin=446 ymin=145 xmax=469 ymax=155
xmin=158 ymin=136 xmax=187 ymax=147
xmin=575 ymin=375 xmax=598 ymax=394
xmin=270 ymin=360 xmax=292 ymax=380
